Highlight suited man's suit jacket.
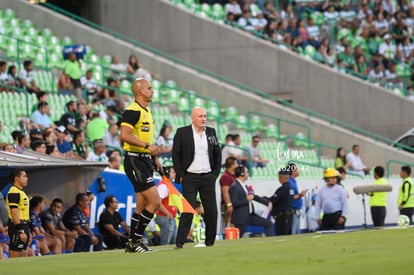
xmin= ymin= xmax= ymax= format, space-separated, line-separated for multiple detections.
xmin=229 ymin=180 xmax=271 ymax=226
xmin=172 ymin=125 xmax=221 ymax=182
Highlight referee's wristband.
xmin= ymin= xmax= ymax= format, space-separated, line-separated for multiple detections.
xmin=144 ymin=143 xmax=150 ymax=149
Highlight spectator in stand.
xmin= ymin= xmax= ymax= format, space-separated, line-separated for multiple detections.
xmin=385 ymin=63 xmax=403 ymax=90
xmin=334 ymin=147 xmax=351 ymax=170
xmin=59 ymin=100 xmax=80 ymax=135
xmin=72 ymin=130 xmax=88 ymax=160
xmin=30 ymin=140 xmax=47 ymax=154
xmin=29 ymin=196 xmax=62 ymax=255
xmin=0 ymin=60 xmax=13 ymax=91
xmin=247 ymin=135 xmax=269 ymax=168
xmin=232 ymin=134 xmax=249 ymax=166
xmin=392 ymin=18 xmax=408 ymax=45
xmin=226 ymin=0 xmax=242 ymax=21
xmin=354 ymin=54 xmax=370 ymax=76
xmin=374 ymin=13 xmax=390 ymax=37
xmin=280 ymin=4 xmax=295 ymax=20
xmin=81 ymin=69 xmax=99 ymax=103
xmin=99 ymin=78 xmax=118 ymax=107
xmin=103 ymin=123 xmax=121 ymax=150
xmin=238 ymin=10 xmax=255 ymax=32
xmin=219 ymin=156 xmax=237 ymax=227
xmin=40 ymin=198 xmax=78 ymax=254
xmin=251 ymin=11 xmax=268 ymax=33
xmin=16 ymin=133 xmax=30 ymax=154
xmin=3 ymin=143 xmax=16 ymax=152
xmin=126 ymin=54 xmax=155 ymax=82
xmin=11 ymin=130 xmax=22 ymax=148
xmin=86 ymin=108 xmax=109 ymax=143
xmin=43 ymin=127 xmax=57 ymax=146
xmin=156 ymin=124 xmax=173 ymax=159
xmin=98 ymin=195 xmax=130 ymax=249
xmin=29 ymin=128 xmax=44 ymax=143
xmin=30 ymin=102 xmax=55 ymax=129
xmin=368 ymin=61 xmax=385 ymax=84
xmin=7 ymin=64 xmax=18 ymax=89
xmin=340 ymin=3 xmax=357 ymax=30
xmin=346 ymin=144 xmax=371 ymax=176
xmin=64 ymin=52 xmax=83 ymax=101
xmin=263 ymin=1 xmax=279 ymax=21
xmin=58 ymin=69 xmax=73 ymax=96
xmin=19 ymin=59 xmax=40 ymax=95
xmin=62 ymin=193 xmax=103 ymax=253
xmin=99 ymin=105 xmax=118 ymax=125
xmin=109 ymin=56 xmax=127 ymax=85
xmin=398 ymin=36 xmax=414 ymax=60
xmin=108 ymin=153 xmax=122 ymax=170
xmin=154 ymin=167 xmax=178 ymax=245
xmin=379 ymin=33 xmax=396 ymax=68
xmin=31 ymin=91 xmax=50 ymax=115
xmin=86 ymin=139 xmax=108 ymax=163
xmin=55 ymin=126 xmax=73 ymax=158
xmin=221 ymin=134 xmax=235 ymax=166
xmin=339 ymin=44 xmax=356 ymax=70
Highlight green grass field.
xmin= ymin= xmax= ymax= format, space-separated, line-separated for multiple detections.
xmin=1 ymin=227 xmax=413 ymax=275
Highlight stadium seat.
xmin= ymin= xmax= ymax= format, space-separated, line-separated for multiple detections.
xmin=249 ymin=115 xmax=264 ymax=132
xmin=223 ymin=106 xmax=239 ymax=122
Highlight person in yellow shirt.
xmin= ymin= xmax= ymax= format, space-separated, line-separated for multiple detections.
xmin=369 ymin=166 xmax=388 ymax=227
xmin=120 ymin=78 xmax=161 ymax=253
xmin=6 ymin=168 xmax=30 ymax=258
xmin=398 ymin=166 xmax=414 ymax=224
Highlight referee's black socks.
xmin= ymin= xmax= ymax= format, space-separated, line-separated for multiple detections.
xmin=130 ymin=209 xmax=154 ymax=243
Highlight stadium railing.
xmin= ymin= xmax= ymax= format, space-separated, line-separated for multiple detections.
xmin=386 ymin=159 xmax=414 ymax=178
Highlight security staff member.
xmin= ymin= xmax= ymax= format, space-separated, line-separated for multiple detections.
xmin=316 ymin=168 xmax=348 ymax=230
xmin=6 ymin=168 xmax=30 ymax=258
xmin=120 ymin=78 xmax=161 ymax=253
xmin=270 ymin=169 xmax=293 ymax=236
xmin=398 ymin=166 xmax=414 ymax=224
xmin=369 ymin=166 xmax=388 ymax=227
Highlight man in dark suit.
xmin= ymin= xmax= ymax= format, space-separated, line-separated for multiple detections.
xmin=172 ymin=107 xmax=221 ymax=248
xmin=229 ymin=166 xmax=273 ymax=237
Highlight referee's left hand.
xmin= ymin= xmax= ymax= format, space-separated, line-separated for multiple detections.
xmin=148 ymin=144 xmax=160 ymax=156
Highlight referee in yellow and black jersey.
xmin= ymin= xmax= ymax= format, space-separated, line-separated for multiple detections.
xmin=6 ymin=168 xmax=30 ymax=258
xmin=120 ymin=78 xmax=162 ymax=253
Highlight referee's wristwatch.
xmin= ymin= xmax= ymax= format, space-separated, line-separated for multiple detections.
xmin=144 ymin=143 xmax=150 ymax=150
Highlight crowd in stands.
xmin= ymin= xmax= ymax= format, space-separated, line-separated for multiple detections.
xmin=199 ymin=0 xmax=414 ymax=95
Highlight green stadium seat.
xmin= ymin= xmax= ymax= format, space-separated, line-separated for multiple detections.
xmin=223 ymin=106 xmax=239 ymax=122
xmin=249 ymin=115 xmax=264 ymax=131
xmin=265 ymin=123 xmax=279 ymax=140
xmin=162 ymin=87 xmax=181 ymax=106
xmin=42 ymin=27 xmax=54 ymax=39
xmin=235 ymin=114 xmax=248 ymax=130
xmin=22 ymin=19 xmax=34 ymax=29
xmin=102 ymin=54 xmax=112 ymax=66
xmin=192 ymin=97 xmax=206 ymax=109
xmin=62 ymin=36 xmax=73 ymax=46
xmin=206 ymin=100 xmax=220 ymax=119
xmin=4 ymin=8 xmax=16 ymax=21
xmin=212 ymin=3 xmax=225 ymax=18
xmin=200 ymin=3 xmax=211 ymax=15
xmin=165 ymin=79 xmax=177 ymax=89
xmin=177 ymin=96 xmax=190 ymax=112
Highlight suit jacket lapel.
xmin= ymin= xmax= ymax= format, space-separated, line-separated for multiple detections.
xmin=188 ymin=125 xmax=195 ymax=157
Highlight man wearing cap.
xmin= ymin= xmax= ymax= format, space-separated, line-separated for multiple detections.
xmin=315 ymin=168 xmax=349 ymax=230
xmin=269 ymin=169 xmax=294 ymax=236
xmin=379 ymin=33 xmax=396 ymax=66
xmin=29 ymin=128 xmax=44 ymax=143
xmin=30 ymin=102 xmax=55 ymax=129
xmin=56 ymin=126 xmax=73 ymax=158
xmin=86 ymin=139 xmax=108 ymax=163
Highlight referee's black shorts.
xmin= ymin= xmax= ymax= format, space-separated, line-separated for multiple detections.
xmin=8 ymin=221 xmax=30 ymax=251
xmin=124 ymin=152 xmax=155 ymax=193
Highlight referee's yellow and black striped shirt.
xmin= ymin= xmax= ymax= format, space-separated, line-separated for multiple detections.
xmin=121 ymin=101 xmax=154 ymax=153
xmin=6 ymin=185 xmax=30 ymax=221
